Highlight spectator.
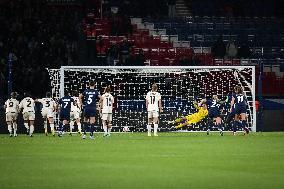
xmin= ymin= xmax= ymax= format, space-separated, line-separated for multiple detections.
xmin=226 ymin=39 xmax=238 ymax=58
xmin=178 ymin=56 xmax=191 ymax=66
xmin=212 ymin=36 xmax=226 ymax=58
xmin=192 ymin=55 xmax=200 ymax=66
xmin=132 ymin=49 xmax=145 ymax=66
xmin=106 ymin=43 xmax=119 ymax=66
xmin=167 ymin=0 xmax=176 ymax=19
xmin=109 ymin=0 xmax=121 ymax=15
xmin=238 ymin=43 xmax=251 ymax=59
xmin=86 ymin=35 xmax=97 ymax=60
xmin=96 ymin=36 xmax=108 ymax=65
xmin=0 ymin=0 xmax=80 ymax=97
xmin=121 ymin=15 xmax=133 ymax=37
xmin=110 ymin=15 xmax=121 ymax=36
xmin=119 ymin=37 xmax=131 ymax=65
xmin=0 ymin=51 xmax=6 ymax=94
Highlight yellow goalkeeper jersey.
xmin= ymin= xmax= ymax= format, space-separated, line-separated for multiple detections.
xmin=193 ymin=103 xmax=208 ymax=119
xmin=175 ymin=102 xmax=209 ymax=128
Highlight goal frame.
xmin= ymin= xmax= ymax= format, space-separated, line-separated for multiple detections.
xmin=58 ymin=66 xmax=256 ymax=132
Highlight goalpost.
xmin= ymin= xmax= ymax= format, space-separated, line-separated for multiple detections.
xmin=47 ymin=66 xmax=256 ymax=132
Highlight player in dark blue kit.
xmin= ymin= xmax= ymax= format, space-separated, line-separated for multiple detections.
xmin=225 ymin=90 xmax=234 ymax=123
xmin=225 ymin=90 xmax=242 ymax=135
xmin=206 ymin=95 xmax=224 ymax=136
xmin=79 ymin=80 xmax=102 ymax=140
xmin=230 ymin=86 xmax=249 ymax=135
xmin=57 ymin=91 xmax=75 ymax=137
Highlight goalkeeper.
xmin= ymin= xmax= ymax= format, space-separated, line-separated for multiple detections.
xmin=169 ymin=99 xmax=208 ymax=129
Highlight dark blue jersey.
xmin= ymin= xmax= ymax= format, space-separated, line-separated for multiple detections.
xmin=58 ymin=96 xmax=74 ymax=112
xmin=207 ymin=99 xmax=222 ymax=118
xmin=233 ymin=93 xmax=247 ymax=114
xmin=226 ymin=92 xmax=235 ymax=111
xmin=233 ymin=93 xmax=247 ymax=107
xmin=227 ymin=93 xmax=233 ymax=104
xmin=83 ymin=89 xmax=100 ymax=109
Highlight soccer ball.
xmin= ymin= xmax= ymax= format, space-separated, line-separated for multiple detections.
xmin=123 ymin=126 xmax=129 ymax=132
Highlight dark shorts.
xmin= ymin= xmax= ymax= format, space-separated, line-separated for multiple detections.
xmin=60 ymin=111 xmax=70 ymax=121
xmin=84 ymin=107 xmax=97 ymax=118
xmin=225 ymin=111 xmax=235 ymax=123
xmin=235 ymin=105 xmax=247 ymax=115
xmin=208 ymin=111 xmax=220 ymax=119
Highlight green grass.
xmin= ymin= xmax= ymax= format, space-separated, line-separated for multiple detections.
xmin=0 ymin=132 xmax=284 ymax=189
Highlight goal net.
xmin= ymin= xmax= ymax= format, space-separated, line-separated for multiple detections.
xmin=47 ymin=66 xmax=256 ymax=132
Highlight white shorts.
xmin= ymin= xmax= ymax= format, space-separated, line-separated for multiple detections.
xmin=101 ymin=113 xmax=112 ymax=122
xmin=23 ymin=111 xmax=35 ymax=121
xmin=70 ymin=110 xmax=80 ymax=120
xmin=148 ymin=110 xmax=159 ymax=119
xmin=41 ymin=109 xmax=54 ymax=119
xmin=6 ymin=112 xmax=18 ymax=122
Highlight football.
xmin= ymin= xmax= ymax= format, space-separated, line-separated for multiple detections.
xmin=123 ymin=126 xmax=130 ymax=132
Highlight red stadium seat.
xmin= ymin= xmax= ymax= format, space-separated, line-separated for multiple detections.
xmin=214 ymin=59 xmax=223 ymax=65
xmin=159 ymin=58 xmax=170 ymax=66
xmin=84 ymin=16 xmax=218 ymax=68
xmin=150 ymin=59 xmax=160 ymax=66
xmin=232 ymin=59 xmax=241 ymax=65
xmin=223 ymin=59 xmax=233 ymax=65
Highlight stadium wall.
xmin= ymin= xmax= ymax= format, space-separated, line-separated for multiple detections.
xmin=263 ymin=110 xmax=284 ymax=131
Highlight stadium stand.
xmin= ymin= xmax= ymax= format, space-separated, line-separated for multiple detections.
xmin=0 ymin=0 xmax=81 ymax=97
xmin=0 ymin=0 xmax=283 ymax=100
xmin=83 ymin=13 xmax=284 ymax=96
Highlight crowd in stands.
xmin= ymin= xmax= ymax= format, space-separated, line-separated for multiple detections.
xmin=96 ymin=0 xmax=283 ymax=18
xmin=0 ymin=0 xmax=81 ymax=98
xmin=0 ymin=0 xmax=283 ymax=100
xmin=212 ymin=36 xmax=251 ymax=59
xmin=106 ymin=0 xmax=168 ymax=19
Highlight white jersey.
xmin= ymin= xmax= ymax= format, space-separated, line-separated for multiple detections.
xmin=5 ymin=98 xmax=19 ymax=113
xmin=146 ymin=91 xmax=161 ymax=111
xmin=101 ymin=93 xmax=114 ymax=114
xmin=71 ymin=96 xmax=80 ymax=112
xmin=38 ymin=98 xmax=56 ymax=111
xmin=19 ymin=97 xmax=35 ymax=113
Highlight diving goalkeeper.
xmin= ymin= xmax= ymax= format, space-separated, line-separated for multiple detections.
xmin=169 ymin=99 xmax=208 ymax=129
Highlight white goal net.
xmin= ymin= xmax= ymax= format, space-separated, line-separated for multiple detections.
xmin=47 ymin=66 xmax=256 ymax=132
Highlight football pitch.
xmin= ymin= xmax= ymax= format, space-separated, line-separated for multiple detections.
xmin=0 ymin=132 xmax=284 ymax=189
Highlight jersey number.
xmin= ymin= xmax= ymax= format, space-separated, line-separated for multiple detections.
xmin=27 ymin=99 xmax=32 ymax=107
xmin=237 ymin=96 xmax=244 ymax=103
xmin=87 ymin=95 xmax=93 ymax=104
xmin=150 ymin=96 xmax=155 ymax=104
xmin=211 ymin=100 xmax=217 ymax=107
xmin=45 ymin=101 xmax=50 ymax=107
xmin=63 ymin=102 xmax=68 ymax=108
xmin=9 ymin=102 xmax=13 ymax=107
xmin=106 ymin=97 xmax=112 ymax=106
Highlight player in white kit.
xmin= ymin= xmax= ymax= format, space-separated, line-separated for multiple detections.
xmin=4 ymin=92 xmax=19 ymax=137
xmin=19 ymin=94 xmax=36 ymax=137
xmin=70 ymin=91 xmax=82 ymax=135
xmin=146 ymin=84 xmax=163 ymax=136
xmin=37 ymin=92 xmax=56 ymax=136
xmin=99 ymin=86 xmax=114 ymax=137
